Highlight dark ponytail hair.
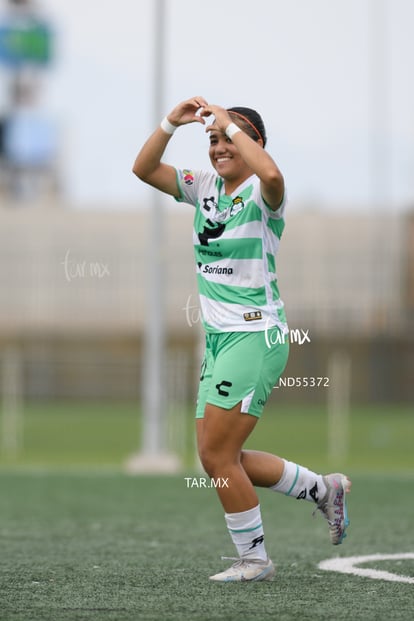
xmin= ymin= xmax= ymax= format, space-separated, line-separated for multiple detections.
xmin=226 ymin=106 xmax=267 ymax=146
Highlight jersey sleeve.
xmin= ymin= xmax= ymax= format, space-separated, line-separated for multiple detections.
xmin=258 ymin=187 xmax=288 ymax=220
xmin=174 ymin=168 xmax=199 ymax=206
xmin=253 ymin=182 xmax=287 ymax=239
xmin=267 ymin=190 xmax=288 ymax=220
xmin=175 ymin=169 xmax=218 ymax=207
xmin=251 ymin=178 xmax=288 ymax=221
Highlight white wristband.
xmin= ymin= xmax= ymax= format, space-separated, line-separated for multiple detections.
xmin=225 ymin=122 xmax=241 ymax=140
xmin=160 ymin=116 xmax=177 ymax=135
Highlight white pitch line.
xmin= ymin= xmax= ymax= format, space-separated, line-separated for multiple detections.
xmin=318 ymin=553 xmax=414 ymax=584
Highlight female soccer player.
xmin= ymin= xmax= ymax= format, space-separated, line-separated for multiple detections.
xmin=133 ymin=96 xmax=351 ymax=583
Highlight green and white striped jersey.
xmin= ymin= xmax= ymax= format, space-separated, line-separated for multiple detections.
xmin=176 ymin=168 xmax=288 ymax=334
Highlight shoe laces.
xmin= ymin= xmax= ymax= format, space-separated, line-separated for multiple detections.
xmin=312 ymin=504 xmax=334 ymax=525
xmin=220 ymin=556 xmax=267 ymax=568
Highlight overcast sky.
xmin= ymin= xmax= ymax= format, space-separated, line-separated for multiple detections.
xmin=1 ymin=0 xmax=413 ymax=211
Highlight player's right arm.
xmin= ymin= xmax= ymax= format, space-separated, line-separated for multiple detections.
xmin=132 ymin=96 xmax=209 ymax=198
xmin=132 ymin=129 xmax=179 ymax=197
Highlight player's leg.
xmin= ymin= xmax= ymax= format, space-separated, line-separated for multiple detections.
xmin=240 ymin=449 xmax=351 ymax=545
xmin=223 ymin=327 xmax=351 ymax=545
xmin=197 ymin=404 xmax=275 ymax=582
xmin=240 ymin=449 xmax=326 ymax=502
xmin=239 ymin=449 xmax=284 ymax=486
xmin=197 ymin=403 xmax=258 ymax=513
xmin=195 ymin=330 xmax=285 ymax=581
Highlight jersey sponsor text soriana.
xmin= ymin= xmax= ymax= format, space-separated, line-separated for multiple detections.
xmin=176 ymin=169 xmax=288 ymax=335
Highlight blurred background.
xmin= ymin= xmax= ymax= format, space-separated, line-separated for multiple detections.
xmin=0 ymin=0 xmax=413 ymax=473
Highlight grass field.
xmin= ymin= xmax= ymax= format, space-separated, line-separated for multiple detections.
xmin=0 ymin=401 xmax=413 ymax=472
xmin=1 ymin=402 xmax=413 ymax=620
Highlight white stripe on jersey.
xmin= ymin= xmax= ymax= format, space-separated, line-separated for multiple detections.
xmin=199 ymin=294 xmax=288 ymax=334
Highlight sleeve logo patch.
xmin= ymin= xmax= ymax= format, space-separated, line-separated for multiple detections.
xmin=183 ymin=169 xmax=194 ymax=185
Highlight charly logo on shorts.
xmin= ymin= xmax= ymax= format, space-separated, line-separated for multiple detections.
xmin=215 ymin=380 xmax=232 ymax=397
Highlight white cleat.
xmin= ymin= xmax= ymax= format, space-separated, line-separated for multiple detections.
xmin=209 ymin=557 xmax=275 ymax=583
xmin=316 ymin=473 xmax=351 ymax=545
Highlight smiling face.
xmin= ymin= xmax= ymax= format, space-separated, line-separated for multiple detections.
xmin=208 ymin=130 xmax=252 ymax=183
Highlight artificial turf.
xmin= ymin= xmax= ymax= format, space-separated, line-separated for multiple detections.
xmin=1 ymin=471 xmax=414 ymax=621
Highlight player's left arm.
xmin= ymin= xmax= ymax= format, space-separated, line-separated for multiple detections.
xmin=228 ymin=129 xmax=285 ymax=210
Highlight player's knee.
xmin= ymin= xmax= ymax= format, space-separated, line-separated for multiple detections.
xmin=198 ymin=445 xmax=215 ymax=476
xmin=198 ymin=445 xmax=234 ymax=477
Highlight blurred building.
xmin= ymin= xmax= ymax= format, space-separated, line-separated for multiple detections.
xmin=0 ymin=202 xmax=413 ymax=405
xmin=0 ymin=0 xmax=57 ymax=201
